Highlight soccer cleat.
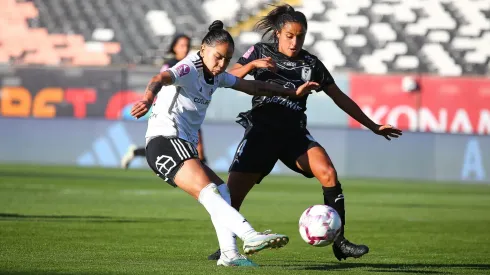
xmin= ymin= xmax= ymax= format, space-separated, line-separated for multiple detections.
xmin=332 ymin=239 xmax=369 ymax=261
xmin=217 ymin=253 xmax=258 ymax=267
xmin=242 ymin=230 xmax=289 ymax=255
xmin=208 ymin=248 xmax=221 ymax=260
xmin=121 ymin=144 xmax=137 ymax=169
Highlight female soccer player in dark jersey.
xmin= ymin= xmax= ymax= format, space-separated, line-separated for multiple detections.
xmin=208 ymin=5 xmax=402 ymax=262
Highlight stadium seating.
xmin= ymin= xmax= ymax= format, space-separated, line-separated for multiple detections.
xmin=203 ymin=0 xmax=273 ymax=25
xmin=310 ymin=0 xmax=490 ymax=75
xmin=0 ymin=0 xmax=119 ymax=66
xmin=0 ymin=0 xmax=488 ymax=75
xmin=237 ymin=0 xmax=490 ymax=76
xmin=0 ymin=0 xmax=274 ymax=67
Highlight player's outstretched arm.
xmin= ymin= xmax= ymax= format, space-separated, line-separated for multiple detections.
xmin=325 ymin=83 xmax=403 ymax=140
xmin=228 ymin=63 xmax=255 ymax=79
xmin=130 ymin=71 xmax=174 ymax=119
xmin=229 ymin=57 xmax=277 ymax=79
xmin=231 ymin=78 xmax=319 ymax=98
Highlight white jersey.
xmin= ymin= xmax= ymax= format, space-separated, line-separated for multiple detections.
xmin=146 ymin=52 xmax=237 ymax=147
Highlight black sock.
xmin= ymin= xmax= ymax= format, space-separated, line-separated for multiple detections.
xmin=134 ymin=148 xmax=146 ymax=157
xmin=322 ymin=182 xmax=345 ymax=245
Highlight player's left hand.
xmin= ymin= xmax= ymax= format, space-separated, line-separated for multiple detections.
xmin=293 ymin=81 xmax=320 ymax=97
xmin=130 ymin=100 xmax=151 ymax=119
xmin=373 ymin=124 xmax=403 ymax=141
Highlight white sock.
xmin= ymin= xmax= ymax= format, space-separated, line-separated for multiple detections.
xmin=198 ymin=183 xmax=256 ymax=240
xmin=214 ymin=184 xmax=238 ymax=256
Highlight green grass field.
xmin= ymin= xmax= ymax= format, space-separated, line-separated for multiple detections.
xmin=0 ymin=164 xmax=489 ymax=275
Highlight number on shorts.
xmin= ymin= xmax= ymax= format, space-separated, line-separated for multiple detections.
xmin=232 ymin=139 xmax=247 ymax=165
xmin=236 ymin=139 xmax=247 ymax=157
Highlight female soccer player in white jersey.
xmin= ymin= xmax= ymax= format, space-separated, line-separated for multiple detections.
xmin=207 ymin=5 xmax=403 ymax=262
xmin=121 ymin=34 xmax=209 ymax=169
xmin=130 ymin=20 xmax=319 ymax=267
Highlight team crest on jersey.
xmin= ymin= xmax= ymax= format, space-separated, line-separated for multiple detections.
xmin=301 ymin=66 xmax=312 ymax=81
xmin=242 ymin=46 xmax=254 ymax=59
xmin=283 ymin=82 xmax=296 ymax=89
xmin=175 ymin=64 xmax=190 ymax=77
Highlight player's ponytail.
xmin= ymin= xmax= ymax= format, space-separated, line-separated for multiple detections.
xmin=202 ymin=20 xmax=235 ymax=48
xmin=255 ymin=4 xmax=307 ymax=42
xmin=208 ymin=20 xmax=224 ymax=32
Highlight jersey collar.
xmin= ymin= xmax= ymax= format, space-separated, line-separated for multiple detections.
xmin=271 ymin=43 xmax=305 ymax=62
xmin=197 ymin=51 xmax=215 ymax=85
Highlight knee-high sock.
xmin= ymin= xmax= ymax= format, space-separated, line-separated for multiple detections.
xmin=198 ymin=183 xmax=256 ymax=241
xmin=322 ymin=183 xmax=345 ymax=244
xmin=210 ymin=184 xmax=238 ymax=255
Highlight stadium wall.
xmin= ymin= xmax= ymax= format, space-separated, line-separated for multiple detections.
xmin=349 ymin=74 xmax=490 ymax=135
xmin=0 ymin=66 xmax=349 ymax=127
xmin=1 ymin=67 xmax=488 ymax=134
xmin=1 ymin=118 xmax=488 ymax=183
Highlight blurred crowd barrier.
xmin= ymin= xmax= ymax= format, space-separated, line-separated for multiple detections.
xmin=1 ymin=117 xmax=488 ymax=183
xmin=1 ymin=66 xmax=489 ymax=183
xmin=1 ymin=66 xmax=488 ymax=135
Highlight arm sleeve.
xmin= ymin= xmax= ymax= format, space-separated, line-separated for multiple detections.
xmin=314 ymin=59 xmax=335 ymax=91
xmin=236 ymin=44 xmax=260 ymax=76
xmin=218 ymin=72 xmax=238 ymax=88
xmin=159 ymin=64 xmax=169 ymax=72
xmin=166 ymin=60 xmax=194 ymax=87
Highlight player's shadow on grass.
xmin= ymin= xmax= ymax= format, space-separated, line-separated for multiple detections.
xmin=280 ymin=262 xmax=490 ymax=273
xmin=0 ymin=213 xmax=183 ymax=223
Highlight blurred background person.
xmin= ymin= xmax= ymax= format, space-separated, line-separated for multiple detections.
xmin=160 ymin=33 xmax=191 ymax=71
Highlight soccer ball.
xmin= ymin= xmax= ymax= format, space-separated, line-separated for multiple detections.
xmin=299 ymin=205 xmax=342 ymax=247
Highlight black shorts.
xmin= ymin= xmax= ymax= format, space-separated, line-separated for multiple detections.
xmin=146 ymin=136 xmax=199 ymax=187
xmin=229 ymin=127 xmax=320 ymax=183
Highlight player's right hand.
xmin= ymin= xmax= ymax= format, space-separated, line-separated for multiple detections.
xmin=130 ymin=100 xmax=151 ymax=119
xmin=373 ymin=124 xmax=403 ymax=141
xmin=252 ymin=57 xmax=277 ymax=72
xmin=293 ymin=81 xmax=320 ymax=97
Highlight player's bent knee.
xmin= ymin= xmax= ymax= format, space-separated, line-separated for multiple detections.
xmin=315 ymin=165 xmax=337 ymax=187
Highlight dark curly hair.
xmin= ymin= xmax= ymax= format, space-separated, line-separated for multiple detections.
xmin=201 ymin=20 xmax=235 ymax=48
xmin=255 ymin=4 xmax=307 ymax=42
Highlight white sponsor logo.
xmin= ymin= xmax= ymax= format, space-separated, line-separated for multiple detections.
xmin=335 ymin=194 xmax=344 ymax=203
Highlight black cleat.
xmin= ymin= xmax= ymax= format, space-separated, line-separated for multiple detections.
xmin=207 ymin=248 xmax=221 ymax=260
xmin=332 ymin=239 xmax=369 ymax=261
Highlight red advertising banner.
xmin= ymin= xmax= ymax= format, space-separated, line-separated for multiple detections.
xmin=349 ymin=74 xmax=490 ymax=135
xmin=0 ymin=67 xmax=146 ymax=120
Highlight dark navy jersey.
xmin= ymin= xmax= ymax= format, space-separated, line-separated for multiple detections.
xmin=236 ymin=42 xmax=335 ymax=131
xmin=165 ymin=58 xmax=179 ymax=68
